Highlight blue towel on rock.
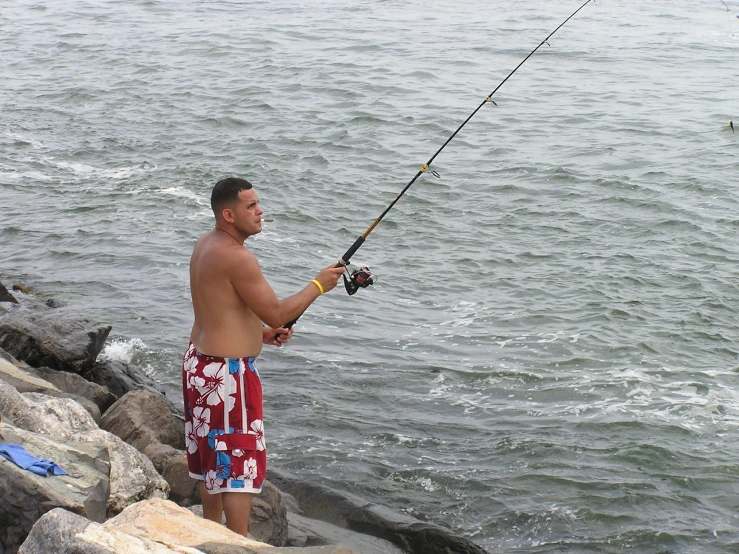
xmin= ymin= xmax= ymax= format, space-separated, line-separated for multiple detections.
xmin=0 ymin=443 xmax=68 ymax=476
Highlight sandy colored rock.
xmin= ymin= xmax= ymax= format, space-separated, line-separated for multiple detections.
xmin=106 ymin=498 xmax=272 ymax=553
xmin=18 ymin=508 xmax=196 ymax=554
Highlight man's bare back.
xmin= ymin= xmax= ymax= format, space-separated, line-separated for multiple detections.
xmin=190 ymin=230 xmax=265 ymax=358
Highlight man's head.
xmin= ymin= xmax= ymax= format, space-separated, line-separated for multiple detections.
xmin=211 ymin=177 xmax=253 ymax=217
xmin=211 ymin=177 xmax=263 ymax=238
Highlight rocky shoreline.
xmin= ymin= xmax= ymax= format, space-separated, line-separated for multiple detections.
xmin=0 ymin=280 xmax=488 ymax=554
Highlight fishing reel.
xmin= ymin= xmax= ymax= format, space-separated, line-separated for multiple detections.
xmin=342 ymin=263 xmax=376 ymax=296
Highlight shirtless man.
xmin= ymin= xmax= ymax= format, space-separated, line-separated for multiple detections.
xmin=182 ymin=177 xmax=344 ymax=536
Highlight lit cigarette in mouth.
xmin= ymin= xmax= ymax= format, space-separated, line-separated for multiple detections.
xmin=260 ymin=218 xmax=274 ymax=223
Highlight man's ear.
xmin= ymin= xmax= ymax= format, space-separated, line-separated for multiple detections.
xmin=221 ymin=207 xmax=235 ymax=223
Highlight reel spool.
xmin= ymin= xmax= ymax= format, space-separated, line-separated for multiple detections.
xmin=342 ymin=264 xmax=376 ymax=296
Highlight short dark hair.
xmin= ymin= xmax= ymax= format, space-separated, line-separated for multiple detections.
xmin=211 ymin=177 xmax=253 ymax=216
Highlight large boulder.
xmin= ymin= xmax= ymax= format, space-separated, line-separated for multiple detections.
xmin=82 ymin=359 xmax=183 ymax=417
xmin=0 ymin=356 xmax=62 ymax=394
xmin=20 ymin=503 xmax=360 ymax=554
xmin=17 ymin=508 xmax=186 ymax=554
xmin=144 ymin=442 xmax=182 ymax=475
xmin=0 ymin=423 xmax=110 ymax=554
xmin=249 ymin=480 xmax=289 ymax=546
xmin=0 ymin=308 xmax=111 ymax=373
xmin=106 ymin=498 xmax=269 ymax=553
xmin=161 ymin=451 xmax=198 ymax=506
xmin=0 ymin=357 xmax=103 ymax=423
xmin=99 ymin=390 xmax=184 ymax=453
xmin=106 ymin=498 xmax=359 ymax=554
xmin=0 ymin=380 xmax=169 ymax=517
xmin=286 ymin=512 xmax=405 ymax=554
xmin=268 ymin=468 xmax=489 ymax=554
xmin=33 ymin=365 xmax=118 ymax=414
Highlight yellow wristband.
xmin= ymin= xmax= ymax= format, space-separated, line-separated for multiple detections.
xmin=311 ymin=279 xmax=324 ymax=295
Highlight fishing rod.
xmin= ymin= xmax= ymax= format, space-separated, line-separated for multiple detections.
xmin=285 ymin=0 xmax=594 ymax=328
xmin=719 ymin=0 xmax=739 ymax=19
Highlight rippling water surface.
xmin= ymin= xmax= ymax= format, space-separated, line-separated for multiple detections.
xmin=2 ymin=0 xmax=739 ymax=551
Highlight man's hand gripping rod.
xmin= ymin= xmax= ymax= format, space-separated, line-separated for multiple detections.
xmin=283 ymin=235 xmax=375 ymax=329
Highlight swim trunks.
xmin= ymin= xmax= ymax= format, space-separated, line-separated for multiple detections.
xmin=182 ymin=342 xmax=266 ymax=494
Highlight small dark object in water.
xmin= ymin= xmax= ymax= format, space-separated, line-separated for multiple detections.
xmin=12 ymin=283 xmax=31 ymax=294
xmin=731 ymin=120 xmax=735 ymax=134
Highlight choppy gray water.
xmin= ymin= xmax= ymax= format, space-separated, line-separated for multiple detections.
xmin=2 ymin=0 xmax=739 ymax=551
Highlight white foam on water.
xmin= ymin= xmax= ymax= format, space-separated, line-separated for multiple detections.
xmin=50 ymin=160 xmax=155 ymax=182
xmin=53 ymin=160 xmax=103 ymax=177
xmin=416 ymin=477 xmax=438 ymax=492
xmin=3 ymin=132 xmax=44 ymax=148
xmin=99 ymin=337 xmax=148 ymax=363
xmin=0 ymin=165 xmax=54 ymax=182
xmin=424 ymin=358 xmax=739 ymax=432
xmin=537 ymin=332 xmax=565 ymax=344
xmin=158 ymin=187 xmax=206 ymax=204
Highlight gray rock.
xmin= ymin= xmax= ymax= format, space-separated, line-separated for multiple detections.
xmin=33 ymin=366 xmax=118 ymax=414
xmin=0 ymin=380 xmax=169 ymax=517
xmin=287 ymin=512 xmax=405 ymax=554
xmin=143 ymin=442 xmax=181 ymax=474
xmin=0 ymin=359 xmax=103 ymax=423
xmin=82 ymin=359 xmax=162 ymax=398
xmin=109 ymin=498 xmax=360 ymax=554
xmin=269 ymin=468 xmax=489 ymax=554
xmin=82 ymin=358 xmax=182 ymax=410
xmin=0 ymin=353 xmax=114 ymax=418
xmin=0 ymin=282 xmax=17 ymax=304
xmin=249 ymin=479 xmax=288 ymax=546
xmin=0 ymin=423 xmax=110 ymax=553
xmin=0 ymin=309 xmax=111 ymax=373
xmin=20 ymin=497 xmax=359 ymax=554
xmin=0 ymin=346 xmax=25 ymax=366
xmin=161 ymin=452 xmax=198 ymax=506
xmin=0 ymin=356 xmax=62 ymax=395
xmin=17 ymin=509 xmax=92 ymax=554
xmin=99 ymin=390 xmax=185 ymax=452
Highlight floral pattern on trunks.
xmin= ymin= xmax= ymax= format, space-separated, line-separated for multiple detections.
xmin=182 ymin=342 xmax=266 ymax=493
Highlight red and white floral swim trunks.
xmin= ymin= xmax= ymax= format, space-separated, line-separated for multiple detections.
xmin=182 ymin=342 xmax=266 ymax=494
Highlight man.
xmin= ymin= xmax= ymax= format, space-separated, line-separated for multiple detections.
xmin=182 ymin=177 xmax=344 ymax=536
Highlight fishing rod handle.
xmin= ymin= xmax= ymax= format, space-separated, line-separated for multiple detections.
xmin=341 ymin=236 xmax=365 ymax=266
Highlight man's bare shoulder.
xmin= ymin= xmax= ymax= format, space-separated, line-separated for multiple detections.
xmin=193 ymin=231 xmax=259 ymax=273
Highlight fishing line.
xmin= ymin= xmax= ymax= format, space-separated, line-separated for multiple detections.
xmin=719 ymin=0 xmax=739 ymax=19
xmin=285 ymin=0 xmax=594 ymax=328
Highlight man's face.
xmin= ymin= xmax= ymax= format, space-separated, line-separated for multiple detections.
xmin=228 ymin=188 xmax=264 ymax=236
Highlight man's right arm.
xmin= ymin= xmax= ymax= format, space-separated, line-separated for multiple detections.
xmin=230 ymin=250 xmax=344 ymax=328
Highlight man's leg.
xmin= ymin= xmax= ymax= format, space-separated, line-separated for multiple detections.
xmin=222 ymin=491 xmax=253 ymax=536
xmin=200 ymin=481 xmax=223 ymax=523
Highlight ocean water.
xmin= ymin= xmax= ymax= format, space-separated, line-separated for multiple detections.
xmin=2 ymin=0 xmax=739 ymax=551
